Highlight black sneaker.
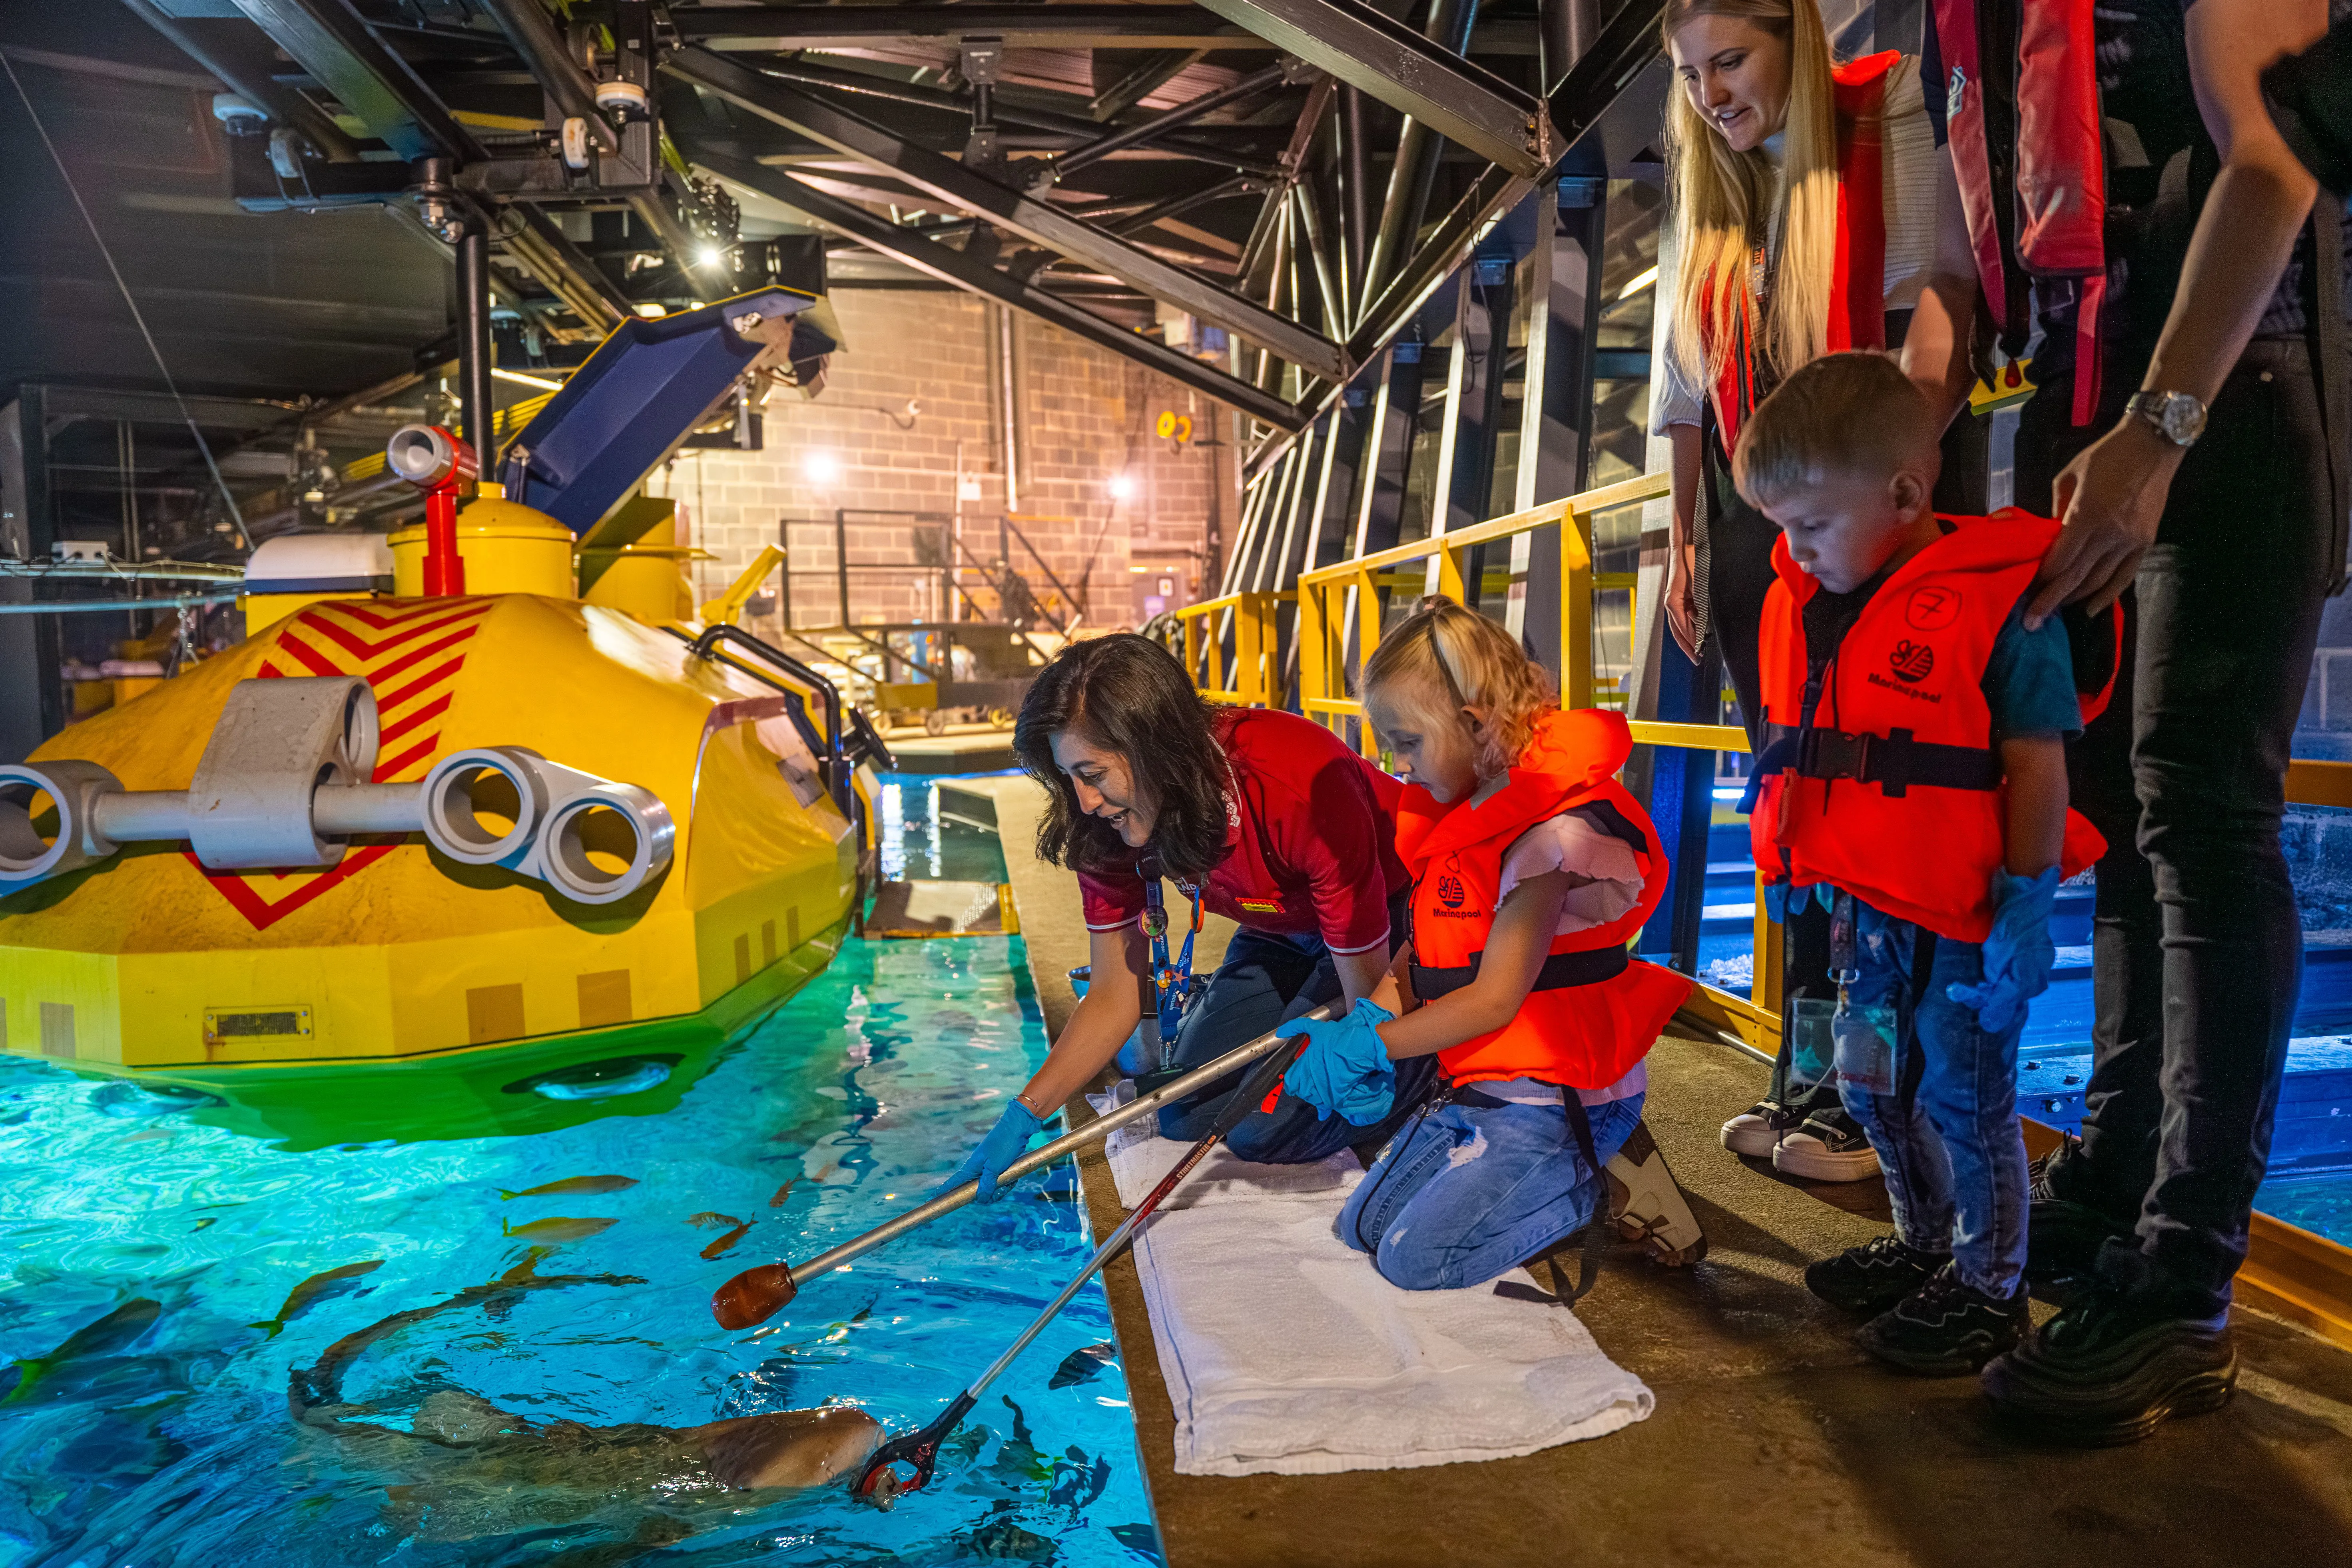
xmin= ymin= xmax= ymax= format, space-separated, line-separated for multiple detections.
xmin=1805 ymin=1234 xmax=1949 ymax=1314
xmin=1720 ymin=1098 xmax=1805 ymax=1159
xmin=1981 ymin=1273 xmax=2236 ymax=1446
xmin=1771 ymin=1108 xmax=1880 ymax=1182
xmin=2025 ymin=1134 xmax=2133 ymax=1285
xmin=1854 ymin=1263 xmax=2029 ymax=1376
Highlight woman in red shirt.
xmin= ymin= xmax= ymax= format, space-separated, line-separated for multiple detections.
xmin=942 ymin=634 xmax=1436 ymax=1199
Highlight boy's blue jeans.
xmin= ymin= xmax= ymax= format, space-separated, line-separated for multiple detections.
xmin=1336 ymin=1086 xmax=1644 ymax=1291
xmin=1838 ymin=901 xmax=2028 ymax=1299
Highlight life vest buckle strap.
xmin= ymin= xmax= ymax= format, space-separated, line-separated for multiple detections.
xmin=1793 ymin=727 xmax=1999 ymax=795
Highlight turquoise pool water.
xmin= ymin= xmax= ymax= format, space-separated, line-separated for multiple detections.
xmin=0 ymin=930 xmax=1158 ymax=1566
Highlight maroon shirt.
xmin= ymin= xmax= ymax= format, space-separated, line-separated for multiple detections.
xmin=1077 ymin=708 xmax=1408 ymax=954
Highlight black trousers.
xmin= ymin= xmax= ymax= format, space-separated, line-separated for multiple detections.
xmin=2015 ymin=336 xmax=2340 ymax=1312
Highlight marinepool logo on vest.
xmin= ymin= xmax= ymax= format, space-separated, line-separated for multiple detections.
xmin=1888 ymin=640 xmax=1936 ymax=683
xmin=1429 ymin=853 xmax=1482 ymax=917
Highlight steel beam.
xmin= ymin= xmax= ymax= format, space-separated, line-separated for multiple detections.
xmin=1547 ymin=0 xmax=1664 ymax=147
xmin=666 ymin=48 xmax=1347 ymax=380
xmin=1088 ymin=48 xmax=1210 ymax=121
xmin=689 ymin=149 xmax=1305 ymax=432
xmin=227 ymin=0 xmax=482 ymax=163
xmin=1188 ymin=0 xmax=1553 ymax=176
xmin=478 ymin=0 xmax=618 ymax=154
xmin=1042 ymin=63 xmax=1289 ymax=184
xmin=505 ymin=207 xmax=632 ymax=334
xmin=670 ymin=6 xmax=1263 ymax=51
xmin=118 ymin=0 xmax=358 ymax=161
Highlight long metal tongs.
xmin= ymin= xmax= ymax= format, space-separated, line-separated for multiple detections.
xmin=710 ymin=1005 xmax=1337 ymax=1329
xmin=851 ymin=1033 xmax=1310 ymax=1501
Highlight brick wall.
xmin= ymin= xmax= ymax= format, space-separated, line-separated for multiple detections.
xmin=646 ymin=288 xmax=1241 ymax=637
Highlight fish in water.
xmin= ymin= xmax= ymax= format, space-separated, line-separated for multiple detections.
xmin=250 ymin=1259 xmax=385 ymax=1339
xmin=700 ymin=1221 xmax=753 ymax=1261
xmin=767 ymin=1179 xmax=795 ymax=1208
xmin=0 ymin=1298 xmax=161 ymax=1407
xmin=498 ymin=1175 xmax=638 ymax=1200
xmin=687 ymin=1212 xmax=744 ymax=1229
xmin=291 ymin=1255 xmax=899 ymax=1545
xmin=500 ymin=1216 xmax=617 ymax=1244
xmin=1048 ymin=1342 xmax=1117 ymax=1390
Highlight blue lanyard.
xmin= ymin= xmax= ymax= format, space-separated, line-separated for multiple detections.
xmin=1139 ymin=857 xmax=1202 ymax=1040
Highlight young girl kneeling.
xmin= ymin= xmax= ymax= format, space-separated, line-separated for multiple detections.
xmin=1282 ymin=598 xmax=1692 ymax=1291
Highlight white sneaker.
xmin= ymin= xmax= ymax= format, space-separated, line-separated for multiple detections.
xmin=1771 ymin=1112 xmax=1882 ymax=1182
xmin=1720 ymin=1099 xmax=1803 ymax=1159
xmin=1606 ymin=1120 xmax=1708 ymax=1267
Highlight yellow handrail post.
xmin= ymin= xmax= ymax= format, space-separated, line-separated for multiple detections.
xmin=1236 ymin=593 xmax=1264 ymax=705
xmin=1753 ymin=871 xmax=1784 ymax=1025
xmin=1433 ymin=540 xmax=1467 ymax=605
xmin=1354 ymin=566 xmax=1381 ymax=757
xmin=1559 ymin=502 xmax=1595 ymax=711
xmin=1299 ymin=580 xmax=1328 ymax=733
xmin=1183 ymin=602 xmax=1204 ymax=694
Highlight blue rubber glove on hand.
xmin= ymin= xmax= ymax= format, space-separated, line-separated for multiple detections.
xmin=1279 ymin=999 xmax=1399 ymax=1126
xmin=1945 ymin=867 xmax=2061 ymax=1035
xmin=943 ymin=1100 xmax=1043 ymax=1203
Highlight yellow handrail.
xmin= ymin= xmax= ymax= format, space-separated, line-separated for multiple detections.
xmin=1172 ymin=590 xmax=1294 ymax=708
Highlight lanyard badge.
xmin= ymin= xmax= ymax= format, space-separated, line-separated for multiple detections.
xmin=1138 ymin=856 xmax=1202 ymax=1047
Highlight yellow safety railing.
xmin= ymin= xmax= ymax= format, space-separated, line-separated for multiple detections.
xmin=1173 ymin=590 xmax=1293 ymax=708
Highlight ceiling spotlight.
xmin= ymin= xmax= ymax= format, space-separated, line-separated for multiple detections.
xmin=697 ymin=245 xmax=726 ymax=269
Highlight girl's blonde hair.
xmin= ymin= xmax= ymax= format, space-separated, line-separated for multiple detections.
xmin=1660 ymin=0 xmax=1842 ymax=398
xmin=1361 ymin=597 xmax=1556 ymax=779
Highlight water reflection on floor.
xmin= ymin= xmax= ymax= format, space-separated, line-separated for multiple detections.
xmin=0 ymin=933 xmax=1159 ymax=1566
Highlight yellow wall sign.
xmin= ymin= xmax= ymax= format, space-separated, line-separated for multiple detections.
xmin=1155 ymin=411 xmax=1195 ymax=442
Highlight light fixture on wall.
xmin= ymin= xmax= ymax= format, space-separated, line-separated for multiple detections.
xmin=802 ymin=449 xmax=842 ymax=485
xmin=1107 ymin=472 xmax=1137 ymax=502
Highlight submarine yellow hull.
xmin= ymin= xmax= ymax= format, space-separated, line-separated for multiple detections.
xmin=0 ymin=592 xmax=861 ymax=1146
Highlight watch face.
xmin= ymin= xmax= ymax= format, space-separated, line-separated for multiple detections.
xmin=2161 ymin=394 xmax=2206 ymax=445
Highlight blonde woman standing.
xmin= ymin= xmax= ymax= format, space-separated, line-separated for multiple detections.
xmin=1651 ymin=0 xmax=1977 ymax=1179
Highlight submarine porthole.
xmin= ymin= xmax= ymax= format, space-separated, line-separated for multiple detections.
xmin=504 ymin=1054 xmax=680 ymax=1101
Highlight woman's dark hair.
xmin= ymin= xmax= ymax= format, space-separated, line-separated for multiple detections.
xmin=1015 ymin=634 xmax=1231 ymax=881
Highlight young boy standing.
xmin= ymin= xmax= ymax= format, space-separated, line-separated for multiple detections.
xmin=1733 ymin=353 xmax=2109 ymax=1375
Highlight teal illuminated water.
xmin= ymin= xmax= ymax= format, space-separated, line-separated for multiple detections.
xmin=0 ymin=783 xmax=1158 ymax=1565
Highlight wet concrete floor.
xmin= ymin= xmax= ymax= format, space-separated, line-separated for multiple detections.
xmin=950 ymin=776 xmax=2352 ymax=1568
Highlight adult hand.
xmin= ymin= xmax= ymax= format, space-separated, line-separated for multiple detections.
xmin=1945 ymin=868 xmax=2061 ymax=1035
xmin=2023 ymin=418 xmax=2181 ymax=628
xmin=1279 ymin=999 xmax=1399 ymax=1126
xmin=1664 ymin=543 xmax=1702 ymax=663
xmin=941 ymin=1100 xmax=1043 ymax=1203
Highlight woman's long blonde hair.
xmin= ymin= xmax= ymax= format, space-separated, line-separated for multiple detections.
xmin=1661 ymin=0 xmax=1842 ymax=395
xmin=1361 ymin=598 xmax=1556 ymax=780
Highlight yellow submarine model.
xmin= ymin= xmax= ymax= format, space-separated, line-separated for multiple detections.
xmin=0 ymin=287 xmax=887 ymax=1148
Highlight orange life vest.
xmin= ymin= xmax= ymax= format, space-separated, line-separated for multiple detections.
xmin=1703 ymin=51 xmax=1899 ymax=450
xmin=1394 ymin=709 xmax=1693 ymax=1091
xmin=1746 ymin=511 xmax=2112 ymax=942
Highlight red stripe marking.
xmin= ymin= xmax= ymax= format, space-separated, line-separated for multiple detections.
xmin=369 ymin=625 xmax=478 ymax=687
xmin=274 ymin=629 xmax=343 ymax=677
xmin=256 ymin=661 xmax=283 ymax=679
xmin=303 ymin=602 xmax=488 ymax=662
xmin=373 ymin=735 xmax=440 ymax=783
xmin=373 ymin=656 xmax=466 ymax=716
xmin=188 ymin=843 xmax=399 ymax=932
xmin=377 ymin=691 xmax=450 ymax=746
xmin=325 ymin=597 xmax=482 ymax=633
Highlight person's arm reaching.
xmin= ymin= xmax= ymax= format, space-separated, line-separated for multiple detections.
xmin=2001 ymin=734 xmax=2067 ymax=879
xmin=1946 ymin=734 xmax=2070 ymax=1033
xmin=1665 ymin=423 xmax=1703 ymax=661
xmin=1370 ymin=872 xmax=1579 ymax=1060
xmin=2025 ymin=0 xmax=2329 ymax=626
xmin=944 ymin=921 xmax=1145 ymax=1201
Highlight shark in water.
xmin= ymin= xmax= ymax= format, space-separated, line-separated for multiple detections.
xmin=288 ymin=1250 xmax=896 ymax=1543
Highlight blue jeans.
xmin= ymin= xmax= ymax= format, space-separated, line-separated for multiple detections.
xmin=1836 ymin=902 xmax=2029 ymax=1299
xmin=1157 ymin=911 xmax=1435 ymax=1165
xmin=1336 ymin=1086 xmax=1645 ymax=1291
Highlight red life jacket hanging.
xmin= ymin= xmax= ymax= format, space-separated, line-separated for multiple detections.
xmin=1933 ymin=0 xmax=2109 ymax=424
xmin=1702 ymin=51 xmax=1897 ymax=450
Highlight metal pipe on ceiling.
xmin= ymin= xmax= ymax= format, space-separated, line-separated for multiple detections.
xmin=476 ymin=0 xmax=619 ymax=153
xmin=116 ymin=0 xmax=359 ymax=161
xmin=1361 ymin=0 xmax=1481 ymax=325
xmin=456 ymin=221 xmax=496 ymax=460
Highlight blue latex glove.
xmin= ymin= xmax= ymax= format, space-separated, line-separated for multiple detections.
xmin=1945 ymin=867 xmax=2061 ymax=1035
xmin=1762 ymin=881 xmax=1836 ymax=921
xmin=1279 ymin=999 xmax=1399 ymax=1126
xmin=942 ymin=1100 xmax=1043 ymax=1203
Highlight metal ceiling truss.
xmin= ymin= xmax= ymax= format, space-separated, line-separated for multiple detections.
xmin=116 ymin=0 xmax=1667 ymax=434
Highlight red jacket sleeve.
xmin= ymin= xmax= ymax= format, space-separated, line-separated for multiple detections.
xmin=1078 ymin=866 xmax=1145 ymax=932
xmin=1280 ymin=757 xmax=1397 ymax=956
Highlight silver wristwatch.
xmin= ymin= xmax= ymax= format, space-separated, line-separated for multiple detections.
xmin=2125 ymin=389 xmax=2207 ymax=447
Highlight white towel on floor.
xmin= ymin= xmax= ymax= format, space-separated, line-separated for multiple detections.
xmin=1085 ymin=1093 xmax=1654 ymax=1477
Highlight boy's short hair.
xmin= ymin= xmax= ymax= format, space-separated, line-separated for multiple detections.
xmin=1731 ymin=351 xmax=1937 ymax=507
